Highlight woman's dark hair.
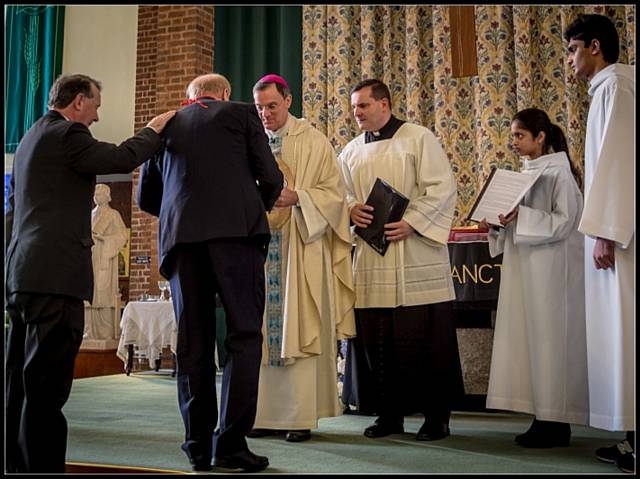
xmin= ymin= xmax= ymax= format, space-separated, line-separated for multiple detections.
xmin=48 ymin=74 xmax=101 ymax=109
xmin=564 ymin=14 xmax=620 ymax=64
xmin=512 ymin=108 xmax=582 ymax=189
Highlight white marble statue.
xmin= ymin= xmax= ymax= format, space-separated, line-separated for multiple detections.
xmin=84 ymin=184 xmax=128 ymax=340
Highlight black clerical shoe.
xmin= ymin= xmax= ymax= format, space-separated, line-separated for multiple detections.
xmin=191 ymin=461 xmax=212 ymax=472
xmin=364 ymin=417 xmax=404 ymax=438
xmin=189 ymin=454 xmax=212 ymax=472
xmin=247 ymin=428 xmax=284 ymax=438
xmin=515 ymin=419 xmax=570 ymax=448
xmin=213 ymin=449 xmax=269 ymax=472
xmin=416 ymin=422 xmax=451 ymax=441
xmin=285 ymin=430 xmax=311 ymax=442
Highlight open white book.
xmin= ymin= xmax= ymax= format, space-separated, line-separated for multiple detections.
xmin=468 ymin=166 xmax=546 ymax=227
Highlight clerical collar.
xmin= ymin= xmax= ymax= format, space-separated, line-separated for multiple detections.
xmin=266 ymin=114 xmax=292 ymax=155
xmin=365 ymin=115 xmax=405 ymax=143
xmin=266 ymin=114 xmax=292 ymax=138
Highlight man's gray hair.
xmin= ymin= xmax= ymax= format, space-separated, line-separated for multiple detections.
xmin=187 ymin=73 xmax=231 ymax=99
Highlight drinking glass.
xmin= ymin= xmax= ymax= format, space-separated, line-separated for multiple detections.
xmin=158 ymin=281 xmax=170 ymax=301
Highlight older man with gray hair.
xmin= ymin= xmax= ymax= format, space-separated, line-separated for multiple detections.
xmin=137 ymin=73 xmax=283 ymax=472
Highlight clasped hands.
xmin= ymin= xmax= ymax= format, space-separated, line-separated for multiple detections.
xmin=274 ymin=187 xmax=299 ymax=208
xmin=350 ymin=203 xmax=414 ymax=241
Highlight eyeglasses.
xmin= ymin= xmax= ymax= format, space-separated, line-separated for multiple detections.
xmin=255 ymin=101 xmax=284 ymax=113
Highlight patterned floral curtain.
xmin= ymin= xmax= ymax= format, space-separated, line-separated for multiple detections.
xmin=302 ymin=5 xmax=635 ymax=226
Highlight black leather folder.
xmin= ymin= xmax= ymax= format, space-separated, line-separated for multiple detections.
xmin=354 ymin=177 xmax=410 ymax=256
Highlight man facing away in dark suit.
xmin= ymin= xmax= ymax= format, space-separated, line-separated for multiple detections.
xmin=4 ymin=73 xmax=176 ymax=473
xmin=136 ymin=73 xmax=283 ymax=473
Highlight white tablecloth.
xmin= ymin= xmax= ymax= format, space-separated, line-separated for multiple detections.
xmin=116 ymin=301 xmax=177 ymax=368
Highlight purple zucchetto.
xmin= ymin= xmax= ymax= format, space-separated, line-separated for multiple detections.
xmin=257 ymin=73 xmax=289 ymax=90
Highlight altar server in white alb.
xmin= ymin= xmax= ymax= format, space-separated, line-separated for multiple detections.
xmin=247 ymin=74 xmax=356 ymax=443
xmin=339 ymin=79 xmax=463 ymax=442
xmin=565 ymin=14 xmax=635 ymax=474
xmin=481 ymin=108 xmax=588 ymax=448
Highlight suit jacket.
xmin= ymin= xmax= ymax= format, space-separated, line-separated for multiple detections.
xmin=5 ymin=110 xmax=163 ymax=302
xmin=136 ymin=99 xmax=283 ymax=276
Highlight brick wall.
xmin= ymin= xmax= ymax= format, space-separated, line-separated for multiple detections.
xmin=129 ymin=5 xmax=214 ymax=301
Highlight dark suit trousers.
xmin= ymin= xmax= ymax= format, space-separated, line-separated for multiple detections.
xmin=5 ymin=292 xmax=84 ymax=473
xmin=166 ymin=237 xmax=266 ymax=464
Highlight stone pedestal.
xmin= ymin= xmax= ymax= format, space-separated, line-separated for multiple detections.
xmin=456 ymin=328 xmax=494 ymax=395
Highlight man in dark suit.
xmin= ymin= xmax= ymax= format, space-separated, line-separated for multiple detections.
xmin=136 ymin=73 xmax=283 ymax=473
xmin=4 ymin=73 xmax=175 ymax=473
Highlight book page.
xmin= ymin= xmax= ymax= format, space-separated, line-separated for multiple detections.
xmin=469 ymin=167 xmax=545 ymax=226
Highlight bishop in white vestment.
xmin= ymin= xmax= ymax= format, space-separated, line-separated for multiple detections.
xmin=250 ymin=76 xmax=356 ymax=442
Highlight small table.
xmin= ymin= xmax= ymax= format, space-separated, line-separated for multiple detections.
xmin=116 ymin=301 xmax=177 ymax=376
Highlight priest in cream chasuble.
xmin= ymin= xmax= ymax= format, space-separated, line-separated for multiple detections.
xmin=250 ymin=76 xmax=355 ymax=440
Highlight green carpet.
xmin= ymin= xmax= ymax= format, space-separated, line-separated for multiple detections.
xmin=64 ymin=373 xmax=625 ymax=474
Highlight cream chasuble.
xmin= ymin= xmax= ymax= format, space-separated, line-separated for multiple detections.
xmin=338 ymin=122 xmax=456 ymax=308
xmin=486 ymin=152 xmax=589 ymax=424
xmin=255 ymin=115 xmax=356 ymax=429
xmin=579 ymin=64 xmax=635 ymax=431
